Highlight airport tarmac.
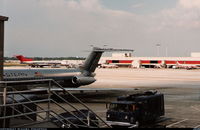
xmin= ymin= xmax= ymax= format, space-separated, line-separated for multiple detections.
xmin=3 ymin=67 xmax=200 ymax=128
xmin=87 ymin=68 xmax=200 ymax=89
xmin=39 ymin=68 xmax=200 ymax=128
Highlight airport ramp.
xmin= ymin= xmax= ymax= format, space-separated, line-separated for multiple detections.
xmin=0 ymin=79 xmax=111 ymax=128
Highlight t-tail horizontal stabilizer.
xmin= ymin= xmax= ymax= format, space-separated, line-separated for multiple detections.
xmin=82 ymin=47 xmax=134 ymax=76
xmin=93 ymin=48 xmax=134 ymax=52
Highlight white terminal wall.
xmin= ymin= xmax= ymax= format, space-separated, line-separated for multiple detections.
xmin=191 ymin=53 xmax=200 ymax=57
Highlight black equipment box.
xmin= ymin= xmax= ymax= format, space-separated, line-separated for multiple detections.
xmin=106 ymin=91 xmax=165 ymax=127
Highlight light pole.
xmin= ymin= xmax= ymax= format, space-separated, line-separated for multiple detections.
xmin=165 ymin=47 xmax=168 ymax=57
xmin=156 ymin=44 xmax=161 ymax=57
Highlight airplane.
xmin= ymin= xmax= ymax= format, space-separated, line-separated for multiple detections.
xmin=99 ymin=64 xmax=119 ymax=69
xmin=4 ymin=47 xmax=134 ymax=89
xmin=172 ymin=61 xmax=200 ymax=70
xmin=15 ymin=55 xmax=67 ymax=68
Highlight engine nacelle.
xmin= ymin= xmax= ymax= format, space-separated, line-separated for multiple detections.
xmin=72 ymin=76 xmax=96 ymax=86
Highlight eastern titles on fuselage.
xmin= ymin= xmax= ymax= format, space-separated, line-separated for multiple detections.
xmin=3 ymin=68 xmax=81 ymax=80
xmin=4 ymin=72 xmax=28 ymax=78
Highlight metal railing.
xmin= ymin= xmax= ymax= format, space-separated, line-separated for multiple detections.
xmin=0 ymin=79 xmax=111 ymax=128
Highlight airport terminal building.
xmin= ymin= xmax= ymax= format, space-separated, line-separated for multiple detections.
xmin=99 ymin=52 xmax=200 ymax=69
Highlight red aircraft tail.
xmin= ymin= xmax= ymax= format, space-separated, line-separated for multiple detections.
xmin=15 ymin=55 xmax=33 ymax=62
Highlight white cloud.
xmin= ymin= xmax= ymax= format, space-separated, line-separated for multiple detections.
xmin=38 ymin=0 xmax=67 ymax=7
xmin=78 ymin=0 xmax=102 ymax=11
xmin=150 ymin=0 xmax=200 ymax=31
xmin=39 ymin=0 xmax=102 ymax=11
xmin=4 ymin=0 xmax=200 ymax=57
xmin=131 ymin=3 xmax=145 ymax=9
xmin=179 ymin=0 xmax=200 ymax=9
xmin=5 ymin=0 xmax=145 ymax=57
xmin=38 ymin=0 xmax=141 ymax=32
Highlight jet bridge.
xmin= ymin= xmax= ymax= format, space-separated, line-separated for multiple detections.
xmin=0 ymin=16 xmax=8 ymax=81
xmin=0 ymin=16 xmax=9 ymax=120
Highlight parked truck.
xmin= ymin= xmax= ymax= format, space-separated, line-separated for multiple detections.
xmin=106 ymin=91 xmax=165 ymax=128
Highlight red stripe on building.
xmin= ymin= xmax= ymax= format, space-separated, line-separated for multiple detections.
xmin=183 ymin=61 xmax=200 ymax=64
xmin=106 ymin=60 xmax=113 ymax=64
xmin=167 ymin=61 xmax=200 ymax=65
xmin=119 ymin=60 xmax=133 ymax=64
xmin=178 ymin=61 xmax=185 ymax=64
xmin=106 ymin=60 xmax=133 ymax=64
xmin=165 ymin=61 xmax=177 ymax=64
xmin=141 ymin=60 xmax=161 ymax=64
xmin=141 ymin=60 xmax=150 ymax=64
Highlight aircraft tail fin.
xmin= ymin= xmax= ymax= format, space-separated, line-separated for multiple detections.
xmin=81 ymin=47 xmax=134 ymax=76
xmin=15 ymin=55 xmax=33 ymax=63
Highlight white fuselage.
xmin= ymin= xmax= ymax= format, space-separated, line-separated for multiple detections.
xmin=3 ymin=68 xmax=81 ymax=81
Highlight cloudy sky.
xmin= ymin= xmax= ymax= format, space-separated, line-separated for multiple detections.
xmin=1 ymin=0 xmax=200 ymax=57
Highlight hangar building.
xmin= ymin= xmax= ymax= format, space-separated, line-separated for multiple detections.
xmin=99 ymin=52 xmax=200 ymax=69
